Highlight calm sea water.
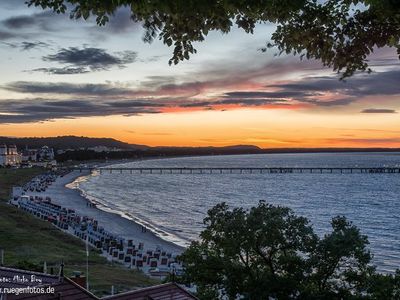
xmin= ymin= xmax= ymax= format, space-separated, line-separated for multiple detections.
xmin=75 ymin=153 xmax=400 ymax=272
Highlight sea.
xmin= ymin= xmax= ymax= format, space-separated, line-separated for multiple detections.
xmin=72 ymin=152 xmax=400 ymax=273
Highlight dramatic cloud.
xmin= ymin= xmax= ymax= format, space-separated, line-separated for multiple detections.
xmin=179 ymin=98 xmax=286 ymax=108
xmin=269 ymin=70 xmax=400 ymax=98
xmin=34 ymin=47 xmax=138 ymax=73
xmin=262 ymin=70 xmax=400 ymax=107
xmin=361 ymin=108 xmax=397 ymax=113
xmin=3 ymin=67 xmax=400 ymax=124
xmin=0 ymin=98 xmax=163 ymax=123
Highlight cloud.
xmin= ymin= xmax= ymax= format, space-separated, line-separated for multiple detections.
xmin=3 ymin=41 xmax=51 ymax=51
xmin=0 ymin=98 xmax=163 ymax=123
xmin=2 ymin=82 xmax=133 ymax=96
xmin=1 ymin=11 xmax=61 ymax=31
xmin=2 ymin=15 xmax=35 ymax=29
xmin=0 ymin=31 xmax=15 ymax=40
xmin=325 ymin=137 xmax=400 ymax=144
xmin=30 ymin=67 xmax=90 ymax=75
xmin=3 ymin=65 xmax=400 ymax=124
xmin=35 ymin=47 xmax=137 ymax=73
xmin=20 ymin=41 xmax=50 ymax=50
xmin=261 ymin=70 xmax=400 ymax=107
xmin=270 ymin=70 xmax=400 ymax=98
xmin=223 ymin=91 xmax=309 ymax=99
xmin=1 ymin=10 xmax=73 ymax=32
xmin=301 ymin=98 xmax=357 ymax=107
xmin=360 ymin=108 xmax=397 ymax=113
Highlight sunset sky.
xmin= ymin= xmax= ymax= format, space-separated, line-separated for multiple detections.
xmin=1 ymin=1 xmax=399 ymax=148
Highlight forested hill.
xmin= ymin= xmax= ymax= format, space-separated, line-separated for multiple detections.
xmin=1 ymin=136 xmax=399 ymax=163
xmin=0 ymin=136 xmax=148 ymax=150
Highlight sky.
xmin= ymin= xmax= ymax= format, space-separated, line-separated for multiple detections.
xmin=0 ymin=1 xmax=399 ymax=148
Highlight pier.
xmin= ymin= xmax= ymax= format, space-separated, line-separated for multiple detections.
xmin=69 ymin=167 xmax=400 ymax=175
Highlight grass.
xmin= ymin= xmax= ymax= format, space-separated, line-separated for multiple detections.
xmin=0 ymin=168 xmax=158 ymax=296
xmin=0 ymin=168 xmax=44 ymax=200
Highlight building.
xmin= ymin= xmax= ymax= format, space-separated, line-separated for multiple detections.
xmin=88 ymin=146 xmax=123 ymax=153
xmin=0 ymin=145 xmax=22 ymax=167
xmin=21 ymin=149 xmax=38 ymax=163
xmin=103 ymin=283 xmax=198 ymax=300
xmin=38 ymin=146 xmax=55 ymax=161
xmin=0 ymin=266 xmax=198 ymax=300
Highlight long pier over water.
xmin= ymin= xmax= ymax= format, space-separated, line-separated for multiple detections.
xmin=70 ymin=167 xmax=400 ymax=175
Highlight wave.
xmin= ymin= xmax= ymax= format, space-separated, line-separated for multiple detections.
xmin=66 ymin=170 xmax=191 ymax=248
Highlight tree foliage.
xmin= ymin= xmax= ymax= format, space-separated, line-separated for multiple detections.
xmin=26 ymin=0 xmax=400 ymax=78
xmin=179 ymin=201 xmax=400 ymax=299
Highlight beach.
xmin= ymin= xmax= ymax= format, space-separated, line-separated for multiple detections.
xmin=24 ymin=170 xmax=184 ymax=255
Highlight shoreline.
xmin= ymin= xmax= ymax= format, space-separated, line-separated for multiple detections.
xmin=25 ymin=169 xmax=184 ymax=256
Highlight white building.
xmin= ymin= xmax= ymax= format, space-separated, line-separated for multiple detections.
xmin=0 ymin=145 xmax=22 ymax=167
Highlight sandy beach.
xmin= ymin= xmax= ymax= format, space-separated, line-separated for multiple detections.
xmin=24 ymin=170 xmax=184 ymax=255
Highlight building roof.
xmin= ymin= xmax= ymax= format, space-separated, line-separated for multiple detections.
xmin=0 ymin=267 xmax=197 ymax=300
xmin=8 ymin=278 xmax=98 ymax=300
xmin=0 ymin=266 xmax=97 ymax=300
xmin=102 ymin=283 xmax=198 ymax=300
xmin=0 ymin=266 xmax=60 ymax=289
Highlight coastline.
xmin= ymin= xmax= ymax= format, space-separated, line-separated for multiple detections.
xmin=25 ymin=169 xmax=184 ymax=255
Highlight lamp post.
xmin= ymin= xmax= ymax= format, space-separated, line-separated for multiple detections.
xmin=0 ymin=248 xmax=4 ymax=266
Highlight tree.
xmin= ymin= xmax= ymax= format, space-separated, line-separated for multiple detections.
xmin=179 ymin=201 xmax=397 ymax=299
xmin=26 ymin=0 xmax=400 ymax=78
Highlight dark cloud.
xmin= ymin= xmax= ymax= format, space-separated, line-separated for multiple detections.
xmin=1 ymin=11 xmax=61 ymax=31
xmin=219 ymin=98 xmax=286 ymax=106
xmin=223 ymin=91 xmax=309 ymax=99
xmin=301 ymin=98 xmax=357 ymax=107
xmin=361 ymin=108 xmax=397 ymax=113
xmin=109 ymin=100 xmax=164 ymax=108
xmin=3 ymin=67 xmax=400 ymax=124
xmin=0 ymin=30 xmax=16 ymax=40
xmin=38 ymin=47 xmax=137 ymax=73
xmin=30 ymin=67 xmax=90 ymax=75
xmin=20 ymin=41 xmax=50 ymax=50
xmin=2 ymin=82 xmax=133 ymax=96
xmin=180 ymin=98 xmax=286 ymax=107
xmin=3 ymin=41 xmax=50 ymax=51
xmin=269 ymin=70 xmax=400 ymax=98
xmin=220 ymin=91 xmax=355 ymax=107
xmin=259 ymin=70 xmax=400 ymax=107
xmin=2 ymin=15 xmax=35 ymax=29
xmin=0 ymin=98 xmax=162 ymax=123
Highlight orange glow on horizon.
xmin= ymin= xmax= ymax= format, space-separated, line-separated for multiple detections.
xmin=1 ymin=108 xmax=400 ymax=149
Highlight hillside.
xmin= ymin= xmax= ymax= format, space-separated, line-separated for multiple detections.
xmin=0 ymin=136 xmax=148 ymax=150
